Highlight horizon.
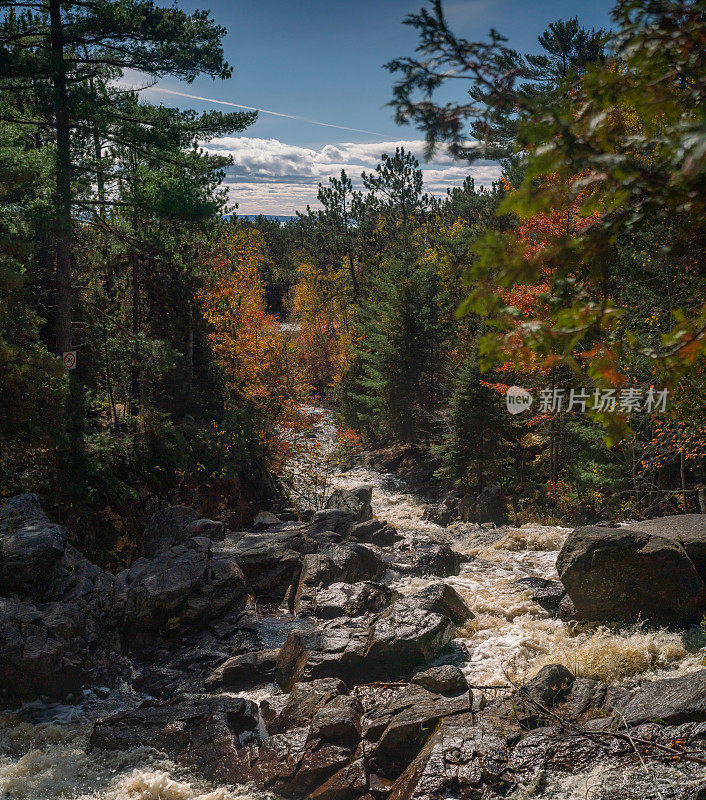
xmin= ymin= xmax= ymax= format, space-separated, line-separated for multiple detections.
xmin=122 ymin=0 xmax=614 ymax=215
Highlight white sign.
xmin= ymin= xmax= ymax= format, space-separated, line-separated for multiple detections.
xmin=506 ymin=385 xmax=533 ymax=415
xmin=63 ymin=350 xmax=77 ymax=370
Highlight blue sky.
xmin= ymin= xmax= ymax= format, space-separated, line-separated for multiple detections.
xmin=130 ymin=0 xmax=616 ymax=214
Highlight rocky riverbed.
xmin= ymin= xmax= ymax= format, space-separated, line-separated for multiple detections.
xmin=2 ymin=410 xmax=706 ymax=799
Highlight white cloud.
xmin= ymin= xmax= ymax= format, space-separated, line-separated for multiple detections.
xmin=204 ymin=136 xmax=501 ymax=215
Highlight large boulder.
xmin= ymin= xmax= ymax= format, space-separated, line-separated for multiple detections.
xmin=141 ymin=505 xmax=201 ymax=558
xmin=0 ymin=493 xmax=67 ymax=599
xmin=310 ymin=581 xmax=399 ymax=620
xmin=275 ymin=587 xmax=467 ymax=688
xmin=291 ymin=544 xmax=386 ymax=615
xmin=557 ymin=526 xmax=705 ymax=622
xmin=0 ymin=496 xmax=122 ymax=700
xmin=112 ymin=537 xmax=250 ymax=636
xmin=618 ymin=669 xmax=706 ymax=727
xmin=226 ymin=528 xmax=315 ymax=600
xmin=393 ymin=537 xmax=461 ymax=577
xmin=627 ymin=515 xmax=706 ymax=579
xmin=324 ymin=487 xmax=373 ymax=522
xmin=90 ymin=694 xmax=260 ymax=784
xmin=364 ymin=683 xmax=473 ymax=779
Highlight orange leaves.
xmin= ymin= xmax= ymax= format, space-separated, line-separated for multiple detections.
xmin=200 ymin=229 xmax=277 ymax=402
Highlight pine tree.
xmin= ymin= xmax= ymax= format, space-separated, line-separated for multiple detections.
xmin=433 ymin=349 xmax=511 ymax=488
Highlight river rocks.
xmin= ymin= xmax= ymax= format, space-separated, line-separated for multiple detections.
xmin=291 ymin=544 xmax=386 ymax=615
xmin=617 ymin=669 xmax=706 ymax=727
xmin=267 ymin=678 xmax=350 ymax=733
xmin=411 ymin=664 xmax=469 ymax=695
xmin=310 ymin=581 xmax=399 ymax=619
xmin=112 ymin=537 xmax=250 ymax=636
xmin=387 ymin=713 xmax=510 ymax=800
xmin=406 ymin=582 xmax=474 ymax=625
xmin=90 ymin=694 xmax=260 ymax=783
xmin=276 ymin=587 xmax=463 ymax=688
xmin=0 ymin=493 xmax=67 ymax=599
xmin=516 ymin=577 xmax=566 ymax=616
xmin=557 ymin=526 xmax=706 ymax=622
xmin=206 ymin=648 xmax=279 ymax=690
xmin=325 ymin=486 xmax=373 ymax=521
xmin=227 ymin=528 xmax=315 ymax=600
xmin=510 ymin=663 xmax=575 ymax=726
xmin=364 ymin=683 xmax=473 ymax=779
xmin=348 ymin=519 xmax=402 ymax=546
xmin=393 ymin=537 xmax=461 ymax=577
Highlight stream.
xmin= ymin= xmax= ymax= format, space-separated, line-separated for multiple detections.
xmin=1 ymin=407 xmax=705 ymax=799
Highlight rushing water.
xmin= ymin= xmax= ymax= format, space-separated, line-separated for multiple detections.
xmin=2 ymin=406 xmax=705 ymax=799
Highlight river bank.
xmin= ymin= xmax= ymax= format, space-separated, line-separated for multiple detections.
xmin=1 ymin=409 xmax=706 ymax=799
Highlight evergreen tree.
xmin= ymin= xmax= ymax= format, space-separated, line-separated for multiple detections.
xmin=432 ymin=349 xmax=511 ymax=487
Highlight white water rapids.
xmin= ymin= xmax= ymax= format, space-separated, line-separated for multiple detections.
xmin=2 ymin=407 xmax=705 ymax=799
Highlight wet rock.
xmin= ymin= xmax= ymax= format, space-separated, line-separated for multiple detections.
xmin=509 ymin=726 xmax=605 ymax=781
xmin=112 ymin=537 xmax=250 ymax=636
xmin=405 ymin=582 xmax=474 ymax=625
xmin=141 ymin=504 xmax=201 ymax=558
xmin=516 ymin=577 xmax=566 ymax=616
xmin=309 ymin=694 xmax=363 ymax=747
xmin=512 ymin=664 xmax=575 ymax=725
xmin=305 ymin=509 xmax=357 ymax=539
xmin=387 ymin=714 xmax=509 ymax=800
xmin=0 ymin=493 xmax=66 ymax=599
xmin=267 ymin=677 xmax=349 ymax=734
xmin=364 ymin=683 xmax=473 ymax=779
xmin=618 ymin=669 xmax=706 ymax=727
xmin=309 ymin=758 xmax=369 ymax=800
xmin=411 ymin=665 xmax=469 ymax=696
xmin=557 ymin=526 xmax=705 ymax=622
xmin=276 ymin=589 xmax=461 ymax=688
xmin=90 ymin=694 xmax=260 ymax=784
xmin=311 ymin=581 xmax=399 ymax=619
xmin=393 ymin=538 xmax=461 ymax=577
xmin=325 ymin=487 xmax=373 ymax=522
xmin=0 ymin=590 xmax=122 ymax=701
xmin=206 ymin=648 xmax=279 ymax=690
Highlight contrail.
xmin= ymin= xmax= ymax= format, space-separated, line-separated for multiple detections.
xmin=143 ymin=86 xmax=384 ymax=136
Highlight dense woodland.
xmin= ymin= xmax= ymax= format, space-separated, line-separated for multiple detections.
xmin=1 ymin=0 xmax=705 ymax=566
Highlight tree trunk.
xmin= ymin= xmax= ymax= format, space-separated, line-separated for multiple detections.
xmin=50 ymin=0 xmax=84 ymax=476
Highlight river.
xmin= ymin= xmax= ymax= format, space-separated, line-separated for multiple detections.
xmin=1 ymin=407 xmax=705 ymax=799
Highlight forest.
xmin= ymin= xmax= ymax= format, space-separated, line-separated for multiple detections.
xmin=0 ymin=0 xmax=705 ymax=569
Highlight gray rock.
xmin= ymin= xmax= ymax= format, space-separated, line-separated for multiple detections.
xmin=267 ymin=678 xmax=349 ymax=734
xmin=206 ymin=649 xmax=279 ymax=690
xmin=411 ymin=664 xmax=469 ymax=695
xmin=347 ymin=519 xmax=401 ymax=546
xmin=516 ymin=577 xmax=566 ymax=616
xmin=557 ymin=526 xmax=705 ymax=622
xmin=228 ymin=528 xmax=316 ymax=600
xmin=365 ymin=683 xmax=472 ymax=779
xmin=291 ymin=543 xmax=385 ymax=616
xmin=618 ymin=669 xmax=706 ymax=727
xmin=324 ymin=487 xmax=373 ymax=522
xmin=393 ymin=538 xmax=461 ymax=577
xmin=142 ymin=505 xmax=201 ymax=558
xmin=404 ymin=582 xmax=474 ymax=625
xmin=113 ymin=538 xmax=250 ymax=636
xmin=0 ymin=494 xmax=66 ymax=599
xmin=512 ymin=664 xmax=575 ymax=725
xmin=627 ymin=515 xmax=706 ymax=579
xmin=308 ymin=694 xmax=362 ymax=747
xmin=254 ymin=511 xmax=282 ymax=529
xmin=311 ymin=581 xmax=399 ymax=619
